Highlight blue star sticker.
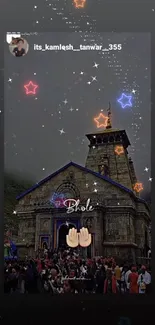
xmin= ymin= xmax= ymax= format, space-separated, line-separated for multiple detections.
xmin=117 ymin=93 xmax=132 ymax=108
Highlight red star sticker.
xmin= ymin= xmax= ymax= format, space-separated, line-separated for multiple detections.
xmin=133 ymin=182 xmax=143 ymax=193
xmin=73 ymin=0 xmax=86 ymax=8
xmin=94 ymin=113 xmax=109 ymax=128
xmin=24 ymin=81 xmax=38 ymax=95
xmin=114 ymin=145 xmax=124 ymax=155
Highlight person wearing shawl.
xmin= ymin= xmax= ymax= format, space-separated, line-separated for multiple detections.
xmin=104 ymin=269 xmax=117 ymax=293
xmin=128 ymin=266 xmax=138 ymax=293
xmin=137 ymin=265 xmax=151 ymax=294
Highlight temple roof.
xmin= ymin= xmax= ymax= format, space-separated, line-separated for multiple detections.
xmin=16 ymin=161 xmax=146 ymax=205
xmin=86 ymin=128 xmax=125 ymax=136
xmin=86 ymin=129 xmax=131 ymax=147
xmin=86 ymin=128 xmax=118 ymax=134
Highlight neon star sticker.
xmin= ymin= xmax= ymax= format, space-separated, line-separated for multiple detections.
xmin=133 ymin=182 xmax=143 ymax=193
xmin=117 ymin=93 xmax=132 ymax=108
xmin=24 ymin=81 xmax=38 ymax=95
xmin=73 ymin=0 xmax=86 ymax=8
xmin=114 ymin=145 xmax=124 ymax=155
xmin=94 ymin=113 xmax=108 ymax=128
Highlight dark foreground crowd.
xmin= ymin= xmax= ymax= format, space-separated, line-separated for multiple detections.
xmin=4 ymin=248 xmax=151 ymax=294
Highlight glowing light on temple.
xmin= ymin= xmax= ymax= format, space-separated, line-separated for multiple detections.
xmin=24 ymin=81 xmax=38 ymax=95
xmin=133 ymin=182 xmax=143 ymax=193
xmin=50 ymin=193 xmax=66 ymax=208
xmin=94 ymin=113 xmax=108 ymax=128
xmin=117 ymin=93 xmax=132 ymax=108
xmin=73 ymin=0 xmax=86 ymax=8
xmin=114 ymin=145 xmax=124 ymax=155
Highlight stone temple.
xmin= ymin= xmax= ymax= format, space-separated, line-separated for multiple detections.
xmin=15 ymin=107 xmax=150 ymax=261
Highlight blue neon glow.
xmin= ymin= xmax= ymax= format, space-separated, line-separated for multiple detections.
xmin=50 ymin=192 xmax=66 ymax=208
xmin=117 ymin=93 xmax=132 ymax=108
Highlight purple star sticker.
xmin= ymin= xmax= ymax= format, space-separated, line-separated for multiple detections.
xmin=117 ymin=93 xmax=132 ymax=108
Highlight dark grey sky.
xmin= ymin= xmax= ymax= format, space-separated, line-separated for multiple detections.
xmin=4 ymin=32 xmax=151 ymax=192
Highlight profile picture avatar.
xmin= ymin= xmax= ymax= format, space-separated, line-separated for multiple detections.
xmin=9 ymin=37 xmax=29 ymax=57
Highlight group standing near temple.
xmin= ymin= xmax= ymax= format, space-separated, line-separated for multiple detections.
xmin=4 ymin=247 xmax=151 ymax=294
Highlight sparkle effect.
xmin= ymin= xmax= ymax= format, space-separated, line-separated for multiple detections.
xmin=5 ymin=32 xmax=151 ymax=194
xmin=24 ymin=81 xmax=38 ymax=95
xmin=59 ymin=129 xmax=65 ymax=135
xmin=117 ymin=93 xmax=132 ymax=109
xmin=94 ymin=113 xmax=108 ymax=128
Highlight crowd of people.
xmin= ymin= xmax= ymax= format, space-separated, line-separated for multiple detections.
xmin=4 ymin=247 xmax=151 ymax=294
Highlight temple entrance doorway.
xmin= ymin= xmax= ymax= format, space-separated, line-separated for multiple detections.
xmin=58 ymin=223 xmax=75 ymax=248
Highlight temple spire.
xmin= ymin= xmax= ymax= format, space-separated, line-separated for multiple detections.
xmin=106 ymin=102 xmax=112 ymax=129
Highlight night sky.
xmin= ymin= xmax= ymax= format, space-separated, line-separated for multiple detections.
xmin=4 ymin=30 xmax=151 ymax=193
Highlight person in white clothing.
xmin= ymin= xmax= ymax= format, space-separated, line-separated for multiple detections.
xmin=137 ymin=265 xmax=151 ymax=294
xmin=125 ymin=267 xmax=131 ymax=292
xmin=147 ymin=249 xmax=151 ymax=258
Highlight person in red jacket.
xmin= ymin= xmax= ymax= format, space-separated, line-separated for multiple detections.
xmin=128 ymin=266 xmax=138 ymax=293
xmin=104 ymin=270 xmax=117 ymax=293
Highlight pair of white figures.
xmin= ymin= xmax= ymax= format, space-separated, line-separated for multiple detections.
xmin=66 ymin=227 xmax=91 ymax=248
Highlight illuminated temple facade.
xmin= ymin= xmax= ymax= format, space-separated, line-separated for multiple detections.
xmin=15 ymin=111 xmax=150 ymax=261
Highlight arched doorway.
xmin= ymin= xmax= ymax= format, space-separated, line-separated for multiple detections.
xmin=42 ymin=241 xmax=48 ymax=250
xmin=58 ymin=223 xmax=75 ymax=248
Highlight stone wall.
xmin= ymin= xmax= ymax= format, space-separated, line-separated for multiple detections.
xmin=35 ymin=214 xmax=52 ymax=250
xmin=15 ymin=164 xmax=150 ymax=259
xmin=85 ymin=143 xmax=133 ymax=189
xmin=103 ymin=246 xmax=136 ymax=263
xmin=17 ymin=245 xmax=35 ymax=259
xmin=115 ymin=151 xmax=132 ymax=189
xmin=16 ymin=165 xmax=132 ymax=212
xmin=17 ymin=215 xmax=36 ymax=245
xmin=104 ymin=208 xmax=135 ymax=243
xmin=135 ymin=217 xmax=147 ymax=249
xmin=136 ymin=201 xmax=150 ymax=220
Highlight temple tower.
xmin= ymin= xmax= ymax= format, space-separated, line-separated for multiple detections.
xmin=85 ymin=104 xmax=137 ymax=190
